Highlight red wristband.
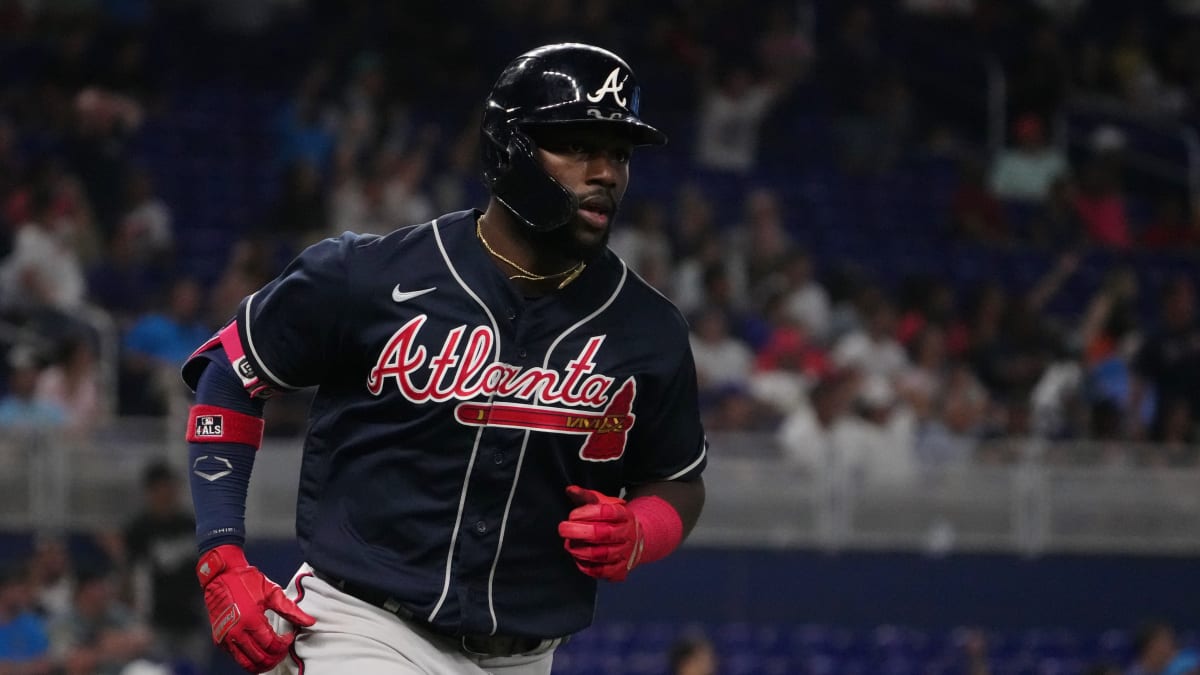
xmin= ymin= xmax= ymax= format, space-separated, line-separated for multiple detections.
xmin=187 ymin=404 xmax=265 ymax=447
xmin=627 ymin=495 xmax=684 ymax=565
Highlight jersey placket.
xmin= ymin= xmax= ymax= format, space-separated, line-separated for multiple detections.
xmin=454 ymin=299 xmax=539 ymax=635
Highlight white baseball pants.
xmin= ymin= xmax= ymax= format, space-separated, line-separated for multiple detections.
xmin=267 ymin=564 xmax=555 ymax=675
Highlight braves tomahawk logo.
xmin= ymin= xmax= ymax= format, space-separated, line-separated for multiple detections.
xmin=367 ymin=315 xmax=635 ymax=461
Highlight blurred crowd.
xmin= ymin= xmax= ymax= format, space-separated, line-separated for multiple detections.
xmin=0 ymin=0 xmax=1194 ymax=479
xmin=0 ymin=461 xmax=208 ymax=674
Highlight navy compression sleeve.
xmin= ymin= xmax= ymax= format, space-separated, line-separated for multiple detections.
xmin=188 ymin=351 xmax=266 ymax=552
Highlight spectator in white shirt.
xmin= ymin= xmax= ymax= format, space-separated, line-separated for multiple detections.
xmin=117 ymin=169 xmax=173 ymax=261
xmin=896 ymin=325 xmax=949 ymax=422
xmin=779 ymin=370 xmax=860 ymax=475
xmin=695 ymin=66 xmax=782 ymax=173
xmin=842 ymin=375 xmax=917 ymax=486
xmin=834 ymin=294 xmax=908 ymax=380
xmin=609 ymin=200 xmax=673 ymax=281
xmin=35 ymin=335 xmax=102 ymax=436
xmin=380 ymin=150 xmax=434 ymax=228
xmin=672 ymin=240 xmax=750 ymax=320
xmin=779 ymin=369 xmax=915 ymax=487
xmin=0 ymin=187 xmax=86 ymax=312
xmin=330 ymin=163 xmax=392 ymax=236
xmin=780 ymin=251 xmax=832 ymax=344
xmin=689 ymin=307 xmax=754 ymax=394
xmin=988 ymin=113 xmax=1068 ymax=203
xmin=913 ymin=364 xmax=989 ymax=466
xmin=727 ymin=188 xmax=794 ymax=297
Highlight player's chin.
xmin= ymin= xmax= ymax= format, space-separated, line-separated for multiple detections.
xmin=534 ymin=215 xmax=611 ymax=261
xmin=567 ymin=216 xmax=611 ymax=259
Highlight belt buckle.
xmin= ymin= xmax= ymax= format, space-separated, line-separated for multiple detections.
xmin=460 ymin=634 xmax=500 ymax=657
xmin=461 ymin=635 xmax=552 ymax=658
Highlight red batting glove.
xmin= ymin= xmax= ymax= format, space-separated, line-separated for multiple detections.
xmin=196 ymin=545 xmax=315 ymax=673
xmin=557 ymin=485 xmax=645 ymax=582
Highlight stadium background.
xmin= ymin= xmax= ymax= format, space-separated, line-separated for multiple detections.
xmin=2 ymin=0 xmax=1200 ymax=673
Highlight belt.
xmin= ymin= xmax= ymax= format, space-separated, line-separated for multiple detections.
xmin=310 ymin=569 xmax=563 ymax=658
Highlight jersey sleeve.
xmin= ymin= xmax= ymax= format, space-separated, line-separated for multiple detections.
xmin=181 ymin=234 xmax=354 ymax=397
xmin=623 ymin=338 xmax=708 ymax=485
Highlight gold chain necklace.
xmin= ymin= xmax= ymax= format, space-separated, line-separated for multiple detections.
xmin=476 ymin=218 xmax=586 ymax=290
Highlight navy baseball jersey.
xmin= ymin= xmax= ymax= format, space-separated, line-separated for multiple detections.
xmin=182 ymin=209 xmax=707 ymax=639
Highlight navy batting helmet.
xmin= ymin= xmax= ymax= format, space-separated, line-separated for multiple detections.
xmin=481 ymin=43 xmax=667 ymax=232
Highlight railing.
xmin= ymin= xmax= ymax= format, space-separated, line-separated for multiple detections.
xmin=79 ymin=304 xmax=120 ymax=422
xmin=3 ymin=424 xmax=1199 ymax=556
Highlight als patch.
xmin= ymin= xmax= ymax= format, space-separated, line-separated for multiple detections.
xmin=187 ymin=405 xmax=265 ymax=447
xmin=194 ymin=415 xmax=224 ymax=438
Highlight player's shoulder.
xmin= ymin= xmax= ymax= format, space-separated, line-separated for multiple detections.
xmin=615 ymin=260 xmax=691 ymax=343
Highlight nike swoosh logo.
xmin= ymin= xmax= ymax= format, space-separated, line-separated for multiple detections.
xmin=392 ymin=286 xmax=436 ymax=303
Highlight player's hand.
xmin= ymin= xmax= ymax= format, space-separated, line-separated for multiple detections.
xmin=196 ymin=545 xmax=315 ymax=673
xmin=557 ymin=485 xmax=644 ymax=582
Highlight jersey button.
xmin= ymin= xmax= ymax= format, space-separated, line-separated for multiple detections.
xmin=493 ymin=452 xmax=505 ymax=465
xmin=474 ymin=520 xmax=488 ymax=534
xmin=506 ymin=308 xmax=517 ymax=320
xmin=518 ymin=349 xmax=528 ymax=359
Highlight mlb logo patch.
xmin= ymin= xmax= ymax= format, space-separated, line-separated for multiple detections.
xmin=194 ymin=415 xmax=223 ymax=438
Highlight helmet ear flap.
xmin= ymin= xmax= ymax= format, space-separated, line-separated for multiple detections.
xmin=491 ymin=129 xmax=578 ymax=232
xmin=495 ymin=130 xmax=513 ymax=172
xmin=485 ymin=127 xmax=536 ymax=182
xmin=480 ymin=121 xmax=512 ymax=186
xmin=506 ymin=129 xmax=535 ymax=170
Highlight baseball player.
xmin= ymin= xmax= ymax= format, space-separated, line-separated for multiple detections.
xmin=181 ymin=43 xmax=707 ymax=674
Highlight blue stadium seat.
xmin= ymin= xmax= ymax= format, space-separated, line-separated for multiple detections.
xmin=544 ymin=622 xmax=1164 ymax=674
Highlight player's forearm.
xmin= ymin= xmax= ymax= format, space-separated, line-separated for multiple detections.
xmin=187 ymin=353 xmax=266 ymax=552
xmin=627 ymin=477 xmax=705 ymax=540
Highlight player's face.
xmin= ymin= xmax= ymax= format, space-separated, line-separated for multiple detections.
xmin=531 ymin=125 xmax=633 ymax=259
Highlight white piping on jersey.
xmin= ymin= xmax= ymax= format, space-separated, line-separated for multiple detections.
xmin=663 ymin=437 xmax=707 ymax=481
xmin=484 ymin=260 xmax=630 ymax=635
xmin=428 ymin=217 xmax=502 ymax=623
xmin=618 ymin=266 xmax=709 ymax=483
xmin=485 ymin=429 xmax=531 ymax=635
xmin=242 ymin=292 xmax=299 ymax=390
xmin=543 ymin=261 xmax=628 ymax=364
xmin=626 ymin=265 xmax=677 ymax=308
